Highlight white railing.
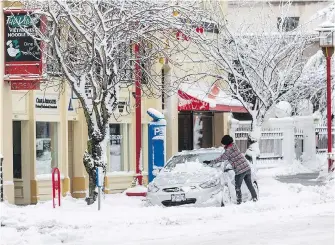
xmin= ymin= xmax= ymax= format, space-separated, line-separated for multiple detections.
xmin=315 ymin=124 xmax=335 ymax=153
xmin=233 ymin=122 xmax=283 ymax=159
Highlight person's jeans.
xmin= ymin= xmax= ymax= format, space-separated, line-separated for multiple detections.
xmin=235 ymin=170 xmax=257 ymax=204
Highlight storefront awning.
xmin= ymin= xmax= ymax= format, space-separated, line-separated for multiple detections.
xmin=178 ymin=90 xmax=210 ymax=111
xmin=178 ymin=83 xmax=248 ymax=113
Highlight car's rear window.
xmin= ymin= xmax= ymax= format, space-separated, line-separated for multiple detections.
xmin=165 ymin=152 xmax=222 ymax=169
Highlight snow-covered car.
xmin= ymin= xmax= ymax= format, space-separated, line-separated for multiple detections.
xmin=146 ymin=148 xmax=259 ymax=207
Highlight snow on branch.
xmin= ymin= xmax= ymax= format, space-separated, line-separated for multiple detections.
xmin=187 ymin=0 xmax=319 ymax=127
xmin=15 ymin=0 xmax=206 ymax=128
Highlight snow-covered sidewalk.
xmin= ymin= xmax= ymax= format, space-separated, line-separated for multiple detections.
xmin=0 ymin=167 xmax=334 ymax=245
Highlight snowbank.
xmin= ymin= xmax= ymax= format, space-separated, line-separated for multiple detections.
xmin=124 ymin=185 xmax=147 ymax=194
xmin=0 ymin=167 xmax=334 ymax=245
xmin=256 ymin=159 xmax=315 ymax=178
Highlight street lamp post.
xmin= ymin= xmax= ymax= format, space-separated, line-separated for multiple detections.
xmin=317 ymin=22 xmax=335 ymax=172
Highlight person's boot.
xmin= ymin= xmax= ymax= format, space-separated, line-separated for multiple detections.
xmin=252 ymin=197 xmax=258 ymax=202
xmin=236 ymin=189 xmax=242 ymax=205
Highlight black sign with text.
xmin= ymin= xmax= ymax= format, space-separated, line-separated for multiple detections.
xmin=5 ymin=13 xmax=41 ymax=62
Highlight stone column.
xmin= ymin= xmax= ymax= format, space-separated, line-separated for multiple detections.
xmin=71 ymin=108 xmax=88 ymax=198
xmin=295 ymin=116 xmax=317 ymax=165
xmin=1 ymin=82 xmax=14 ymax=204
xmin=0 ymin=1 xmax=14 ymax=204
xmin=28 ymin=91 xmax=38 ymax=204
xmin=165 ymin=67 xmax=178 ymax=160
xmin=270 ymin=118 xmax=295 ymax=163
xmin=60 ymin=85 xmax=70 ymax=196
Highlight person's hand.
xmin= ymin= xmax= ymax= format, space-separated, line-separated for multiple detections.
xmin=203 ymin=160 xmax=211 ymax=164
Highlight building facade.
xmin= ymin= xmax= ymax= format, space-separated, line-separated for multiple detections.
xmin=0 ymin=0 xmax=257 ymax=204
xmin=0 ymin=2 xmax=169 ymax=205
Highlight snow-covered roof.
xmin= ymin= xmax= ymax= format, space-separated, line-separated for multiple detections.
xmin=179 ymin=82 xmax=243 ymax=108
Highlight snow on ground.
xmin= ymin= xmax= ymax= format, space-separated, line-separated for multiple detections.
xmin=0 ymin=165 xmax=334 ymax=245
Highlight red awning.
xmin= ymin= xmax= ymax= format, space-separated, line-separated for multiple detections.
xmin=178 ymin=89 xmax=248 ymax=113
xmin=178 ymin=90 xmax=209 ymax=111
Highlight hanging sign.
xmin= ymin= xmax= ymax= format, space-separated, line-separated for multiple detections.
xmin=4 ymin=9 xmax=45 ymax=90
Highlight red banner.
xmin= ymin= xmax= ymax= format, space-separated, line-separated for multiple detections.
xmin=10 ymin=80 xmax=40 ymax=90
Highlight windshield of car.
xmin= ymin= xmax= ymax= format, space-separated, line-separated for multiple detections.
xmin=165 ymin=152 xmax=222 ymax=170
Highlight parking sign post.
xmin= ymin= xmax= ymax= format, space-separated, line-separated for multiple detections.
xmin=147 ymin=108 xmax=167 ymax=183
xmin=96 ymin=167 xmax=104 ymax=211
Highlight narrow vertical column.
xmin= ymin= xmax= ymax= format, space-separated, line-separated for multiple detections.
xmin=0 ymin=0 xmax=14 ymax=204
xmin=326 ymin=54 xmax=333 ymax=172
xmin=272 ymin=118 xmax=295 ymax=163
xmin=60 ymin=86 xmax=70 ymax=195
xmin=165 ymin=68 xmax=178 ymax=160
xmin=29 ymin=90 xmax=38 ymax=204
xmin=301 ymin=116 xmax=316 ymax=165
xmin=134 ymin=43 xmax=142 ymax=185
xmin=2 ymin=82 xmax=14 ymax=203
xmin=72 ymin=108 xmax=88 ymax=198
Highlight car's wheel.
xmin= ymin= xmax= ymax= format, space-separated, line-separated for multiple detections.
xmin=221 ymin=185 xmax=231 ymax=207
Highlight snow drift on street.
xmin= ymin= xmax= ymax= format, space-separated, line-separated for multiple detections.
xmin=0 ymin=167 xmax=334 ymax=245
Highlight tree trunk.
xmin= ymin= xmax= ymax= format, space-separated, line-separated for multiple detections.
xmin=245 ymin=117 xmax=262 ymax=164
xmin=83 ymin=138 xmax=106 ymax=205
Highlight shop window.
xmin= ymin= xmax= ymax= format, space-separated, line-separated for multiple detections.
xmin=178 ymin=113 xmax=193 ymax=151
xmin=36 ymin=122 xmax=58 ymax=175
xmin=109 ymin=124 xmax=129 ymax=172
xmin=193 ymin=113 xmax=213 ymax=149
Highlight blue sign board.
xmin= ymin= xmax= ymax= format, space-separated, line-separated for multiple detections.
xmin=147 ymin=109 xmax=166 ymax=183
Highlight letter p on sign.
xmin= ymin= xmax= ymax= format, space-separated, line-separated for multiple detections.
xmin=154 ymin=127 xmax=162 ymax=136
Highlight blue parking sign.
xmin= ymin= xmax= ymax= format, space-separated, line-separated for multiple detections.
xmin=147 ymin=109 xmax=167 ymax=183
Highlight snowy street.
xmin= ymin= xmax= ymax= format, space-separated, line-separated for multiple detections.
xmin=1 ymin=166 xmax=334 ymax=245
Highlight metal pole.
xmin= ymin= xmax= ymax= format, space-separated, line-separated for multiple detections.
xmin=326 ymin=52 xmax=333 ymax=172
xmin=0 ymin=157 xmax=3 ymax=202
xmin=98 ymin=187 xmax=101 ymax=211
xmin=135 ymin=43 xmax=143 ymax=185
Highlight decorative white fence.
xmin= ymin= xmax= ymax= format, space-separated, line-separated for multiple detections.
xmin=315 ymin=124 xmax=335 ymax=153
xmin=234 ymin=121 xmax=283 ymax=159
xmin=230 ymin=116 xmax=329 ymax=164
xmin=234 ymin=125 xmax=284 ymax=159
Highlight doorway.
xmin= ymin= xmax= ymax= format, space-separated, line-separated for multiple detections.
xmin=178 ymin=112 xmax=214 ymax=152
xmin=13 ymin=121 xmax=22 ymax=179
xmin=13 ymin=121 xmax=25 ymax=204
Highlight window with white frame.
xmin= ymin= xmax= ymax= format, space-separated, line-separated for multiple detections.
xmin=109 ymin=123 xmax=129 ymax=172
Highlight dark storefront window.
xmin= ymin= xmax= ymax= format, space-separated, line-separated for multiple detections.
xmin=178 ymin=113 xmax=193 ymax=152
xmin=178 ymin=112 xmax=213 ymax=151
xmin=193 ymin=113 xmax=213 ymax=149
xmin=13 ymin=121 xmax=22 ymax=179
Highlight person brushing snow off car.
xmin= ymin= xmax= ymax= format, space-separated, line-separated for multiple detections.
xmin=203 ymin=135 xmax=258 ymax=204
